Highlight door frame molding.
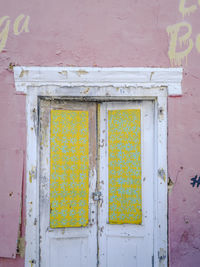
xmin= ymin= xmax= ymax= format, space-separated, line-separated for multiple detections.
xmin=14 ymin=66 xmax=182 ymax=267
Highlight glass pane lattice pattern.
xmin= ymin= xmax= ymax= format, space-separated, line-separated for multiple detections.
xmin=108 ymin=109 xmax=142 ymax=224
xmin=50 ymin=110 xmax=89 ymax=228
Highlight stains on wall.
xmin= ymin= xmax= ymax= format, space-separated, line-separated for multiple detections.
xmin=168 ymin=177 xmax=174 ymax=193
xmin=16 ymin=237 xmax=25 ymax=258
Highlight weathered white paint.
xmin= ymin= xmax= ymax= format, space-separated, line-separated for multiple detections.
xmin=99 ymin=101 xmax=154 ymax=267
xmin=13 ymin=66 xmax=182 ymax=267
xmin=39 ymin=101 xmax=97 ymax=267
xmin=25 ymin=93 xmax=39 ymax=267
xmin=14 ymin=67 xmax=182 ymax=96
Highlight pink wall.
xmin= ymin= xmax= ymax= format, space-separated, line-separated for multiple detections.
xmin=0 ymin=0 xmax=200 ymax=266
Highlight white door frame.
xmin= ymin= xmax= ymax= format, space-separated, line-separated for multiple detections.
xmin=14 ymin=66 xmax=182 ymax=267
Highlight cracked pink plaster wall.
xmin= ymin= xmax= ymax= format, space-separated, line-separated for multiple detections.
xmin=0 ymin=0 xmax=200 ymax=266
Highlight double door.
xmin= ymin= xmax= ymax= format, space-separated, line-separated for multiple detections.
xmin=39 ymin=100 xmax=154 ymax=267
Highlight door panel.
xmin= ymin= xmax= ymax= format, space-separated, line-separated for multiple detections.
xmin=50 ymin=110 xmax=89 ymax=228
xmin=39 ymin=100 xmax=97 ymax=267
xmin=39 ymin=100 xmax=154 ymax=267
xmin=99 ymin=101 xmax=154 ymax=267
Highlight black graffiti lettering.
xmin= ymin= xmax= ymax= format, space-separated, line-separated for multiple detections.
xmin=190 ymin=175 xmax=200 ymax=187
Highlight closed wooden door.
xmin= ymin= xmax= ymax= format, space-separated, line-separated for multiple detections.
xmin=39 ymin=100 xmax=154 ymax=267
xmin=98 ymin=101 xmax=154 ymax=267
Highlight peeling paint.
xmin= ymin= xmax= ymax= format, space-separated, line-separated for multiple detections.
xmin=158 ymin=168 xmax=166 ymax=182
xmin=31 ymin=107 xmax=37 ymax=135
xmin=17 ymin=237 xmax=25 ymax=258
xmin=150 ymin=71 xmax=154 ymax=81
xmin=40 ymin=101 xmax=50 ymax=148
xmin=158 ymin=248 xmax=166 ymax=263
xmin=28 ymin=207 xmax=32 ymax=217
xmin=75 ymin=70 xmax=88 ymax=76
xmin=8 ymin=62 xmax=15 ymax=72
xmin=82 ymin=87 xmax=90 ymax=94
xmin=34 ymin=218 xmax=37 ymax=225
xmin=100 ymin=138 xmax=104 ymax=148
xmin=19 ymin=69 xmax=29 ymax=78
xmin=29 ymin=166 xmax=36 ymax=183
xmin=158 ymin=106 xmax=164 ymax=121
xmin=168 ymin=177 xmax=174 ymax=193
xmin=29 ymin=259 xmax=36 ymax=267
xmin=58 ymin=70 xmax=68 ymax=77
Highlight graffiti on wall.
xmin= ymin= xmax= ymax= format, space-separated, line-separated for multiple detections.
xmin=0 ymin=14 xmax=30 ymax=53
xmin=190 ymin=175 xmax=200 ymax=187
xmin=167 ymin=0 xmax=200 ymax=66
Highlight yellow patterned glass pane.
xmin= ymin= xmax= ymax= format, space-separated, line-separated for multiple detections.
xmin=108 ymin=109 xmax=142 ymax=224
xmin=50 ymin=110 xmax=89 ymax=228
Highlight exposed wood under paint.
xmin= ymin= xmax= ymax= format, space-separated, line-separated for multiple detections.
xmin=14 ymin=66 xmax=183 ymax=96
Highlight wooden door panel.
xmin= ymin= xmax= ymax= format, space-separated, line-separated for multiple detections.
xmin=99 ymin=101 xmax=154 ymax=267
xmin=39 ymin=100 xmax=97 ymax=267
xmin=39 ymin=100 xmax=155 ymax=267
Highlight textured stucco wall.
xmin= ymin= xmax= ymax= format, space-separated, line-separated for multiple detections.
xmin=0 ymin=0 xmax=200 ymax=266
